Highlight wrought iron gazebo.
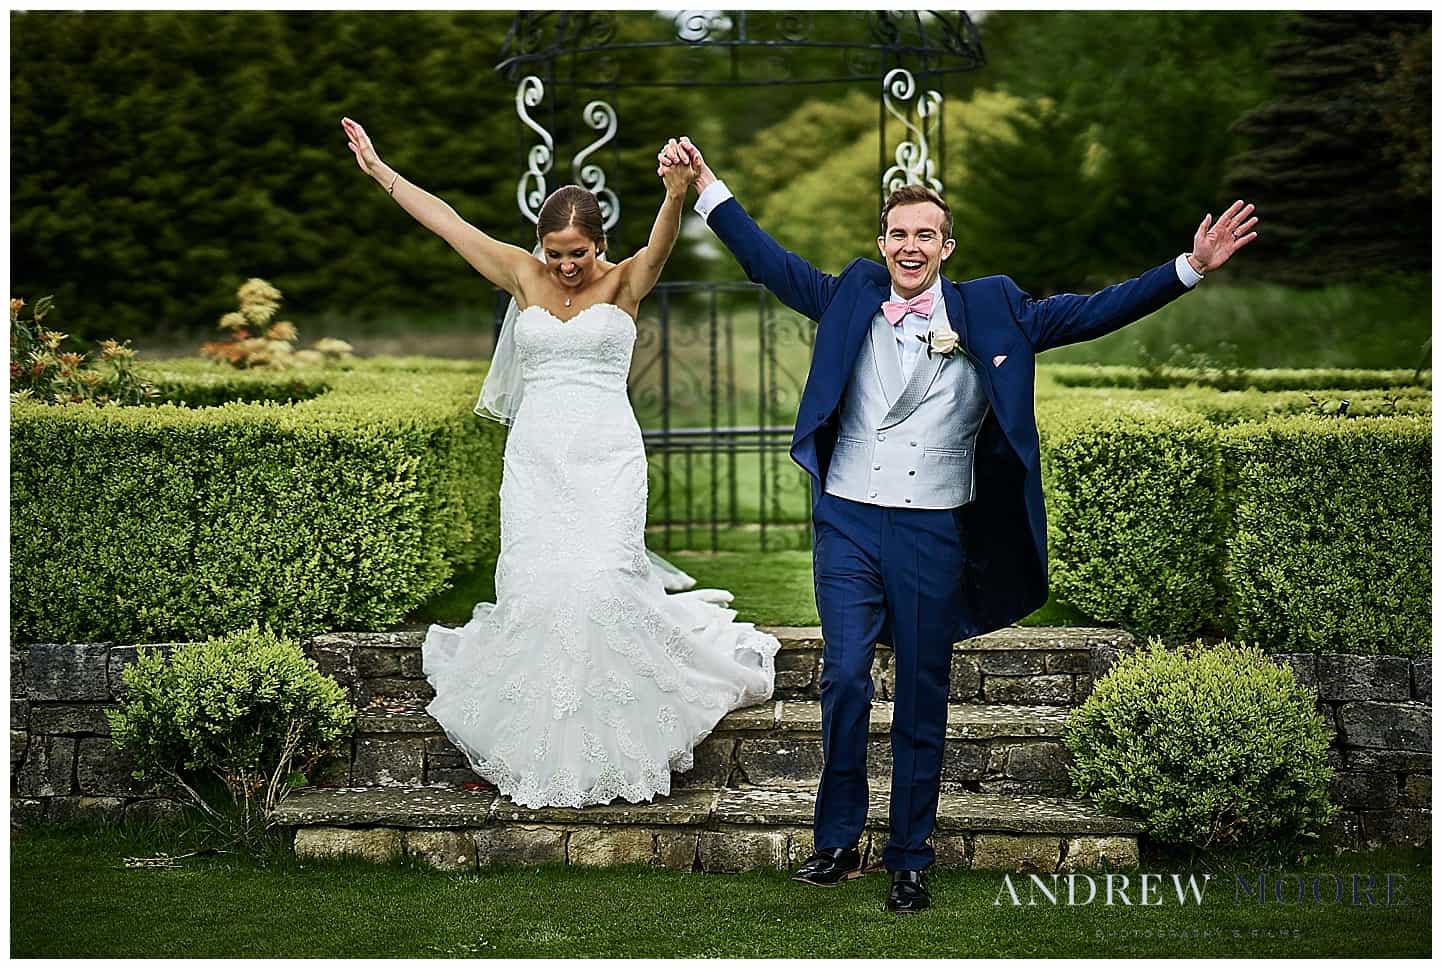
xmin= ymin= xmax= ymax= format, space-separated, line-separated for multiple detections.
xmin=492 ymin=11 xmax=985 ymax=551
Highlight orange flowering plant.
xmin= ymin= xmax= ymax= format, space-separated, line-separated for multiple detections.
xmin=10 ymin=295 xmax=159 ymax=406
xmin=200 ymin=278 xmax=355 ymax=369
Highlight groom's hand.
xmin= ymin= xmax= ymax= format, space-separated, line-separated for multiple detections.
xmin=677 ymin=137 xmax=716 ymax=193
xmin=1186 ymin=199 xmax=1259 ymax=275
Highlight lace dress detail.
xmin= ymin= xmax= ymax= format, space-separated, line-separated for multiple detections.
xmin=422 ymin=303 xmax=779 ymax=808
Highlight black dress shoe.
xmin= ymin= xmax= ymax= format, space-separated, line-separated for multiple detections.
xmin=791 ymin=846 xmax=865 ymax=886
xmin=886 ymin=869 xmax=931 ymax=913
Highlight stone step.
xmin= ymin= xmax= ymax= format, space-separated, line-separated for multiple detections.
xmin=336 ymin=700 xmax=1078 ymax=796
xmin=762 ymin=625 xmax=1131 ymax=654
xmin=308 ymin=626 xmax=1129 ymax=708
xmin=328 ymin=625 xmax=1131 ymax=656
xmin=278 ymin=784 xmax=1143 ymax=873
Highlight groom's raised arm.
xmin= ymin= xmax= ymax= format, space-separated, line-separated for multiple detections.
xmin=661 ymin=139 xmax=841 ymax=323
xmin=1015 ymin=200 xmax=1258 ymax=353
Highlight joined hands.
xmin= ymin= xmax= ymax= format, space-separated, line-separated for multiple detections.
xmin=657 ymin=137 xmax=715 ymax=196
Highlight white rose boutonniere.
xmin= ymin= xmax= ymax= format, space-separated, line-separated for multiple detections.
xmin=916 ymin=325 xmax=960 ymax=359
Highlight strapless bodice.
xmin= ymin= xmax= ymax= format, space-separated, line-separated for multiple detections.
xmin=515 ymin=303 xmax=635 ymax=393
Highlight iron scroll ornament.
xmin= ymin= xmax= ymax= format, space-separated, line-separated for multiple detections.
xmin=514 ymin=75 xmax=553 ymax=226
xmin=514 ymin=77 xmax=620 ymax=231
xmin=881 ymin=67 xmax=944 ymax=195
xmin=572 ymin=100 xmax=621 ymax=232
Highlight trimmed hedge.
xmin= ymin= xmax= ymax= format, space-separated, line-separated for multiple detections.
xmin=1040 ymin=398 xmax=1225 ymax=638
xmin=10 ymin=360 xmax=1432 ymax=654
xmin=1222 ymin=414 xmax=1431 ymax=656
xmin=1037 ymin=387 xmax=1431 ymax=654
xmin=1045 ymin=363 xmax=1431 ymax=392
xmin=1037 ymin=380 xmax=1432 ymax=425
xmin=11 ymin=359 xmax=502 ymax=644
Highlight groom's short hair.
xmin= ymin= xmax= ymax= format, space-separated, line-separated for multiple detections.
xmin=880 ymin=185 xmax=952 ymax=240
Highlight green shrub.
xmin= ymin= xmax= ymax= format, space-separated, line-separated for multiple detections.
xmin=1037 ymin=390 xmax=1430 ymax=651
xmin=1040 ymin=398 xmax=1225 ymax=638
xmin=106 ymin=624 xmax=355 ymax=852
xmin=1046 ymin=363 xmax=1431 ymax=392
xmin=10 ymin=361 xmax=503 ymax=644
xmin=1065 ymin=640 xmax=1337 ymax=850
xmin=1221 ymin=414 xmax=1431 ymax=656
xmin=1037 ymin=381 xmax=1432 ymax=425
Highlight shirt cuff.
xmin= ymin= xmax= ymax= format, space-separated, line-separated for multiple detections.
xmin=1174 ymin=253 xmax=1204 ymax=288
xmin=694 ymin=180 xmax=734 ymax=223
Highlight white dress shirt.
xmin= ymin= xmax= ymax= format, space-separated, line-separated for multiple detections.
xmin=890 ymin=277 xmax=946 ymax=384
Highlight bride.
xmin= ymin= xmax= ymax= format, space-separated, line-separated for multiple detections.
xmin=341 ymin=118 xmax=778 ymax=809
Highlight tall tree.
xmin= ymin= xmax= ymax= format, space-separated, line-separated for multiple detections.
xmin=1376 ymin=26 xmax=1431 ymax=203
xmin=9 ymin=10 xmax=733 ymax=340
xmin=738 ymin=89 xmax=1028 ymax=276
xmin=948 ymin=98 xmax=1114 ymax=294
xmin=962 ymin=11 xmax=1286 ymax=275
xmin=702 ymin=12 xmax=1288 ymax=287
xmin=10 ymin=11 xmax=522 ymax=341
xmin=1222 ymin=12 xmax=1432 ymax=284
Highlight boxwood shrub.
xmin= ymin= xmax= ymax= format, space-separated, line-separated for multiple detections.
xmin=1221 ymin=414 xmax=1431 ymax=656
xmin=1045 ymin=363 xmax=1430 ymax=392
xmin=1039 ymin=397 xmax=1226 ymax=638
xmin=1064 ymin=640 xmax=1337 ymax=850
xmin=106 ymin=623 xmax=355 ymax=850
xmin=11 ymin=358 xmax=502 ymax=643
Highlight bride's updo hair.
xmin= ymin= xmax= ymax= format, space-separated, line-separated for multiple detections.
xmin=536 ymin=186 xmax=606 ymax=256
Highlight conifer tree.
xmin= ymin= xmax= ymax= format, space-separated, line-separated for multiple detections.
xmin=1223 ymin=12 xmax=1431 ymax=284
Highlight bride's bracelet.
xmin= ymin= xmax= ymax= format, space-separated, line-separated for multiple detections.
xmin=386 ymin=171 xmax=400 ymax=195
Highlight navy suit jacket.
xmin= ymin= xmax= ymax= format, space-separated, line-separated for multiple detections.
xmin=708 ymin=195 xmax=1193 ymax=639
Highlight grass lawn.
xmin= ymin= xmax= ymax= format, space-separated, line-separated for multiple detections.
xmin=410 ymin=546 xmax=1097 ymax=631
xmin=9 ymin=823 xmax=1430 ymax=958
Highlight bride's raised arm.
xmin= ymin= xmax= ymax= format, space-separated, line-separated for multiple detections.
xmin=342 ymin=117 xmax=538 ymax=296
xmin=617 ymin=157 xmax=696 ymax=308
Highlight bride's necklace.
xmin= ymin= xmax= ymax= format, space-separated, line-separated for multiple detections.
xmin=561 ymin=261 xmax=602 ymax=309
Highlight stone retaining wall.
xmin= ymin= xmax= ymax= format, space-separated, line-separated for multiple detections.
xmin=11 ymin=635 xmax=1432 ymax=848
xmin=10 ymin=642 xmax=187 ymax=826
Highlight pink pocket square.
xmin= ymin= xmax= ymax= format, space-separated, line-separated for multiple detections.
xmin=992 ymin=354 xmax=1008 ymax=368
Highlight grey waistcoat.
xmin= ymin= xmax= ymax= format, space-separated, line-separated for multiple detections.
xmin=823 ymin=306 xmax=991 ymax=510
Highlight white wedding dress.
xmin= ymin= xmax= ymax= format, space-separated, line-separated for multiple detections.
xmin=422 ymin=302 xmax=779 ymax=808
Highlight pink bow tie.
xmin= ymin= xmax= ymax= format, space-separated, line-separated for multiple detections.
xmin=882 ymin=291 xmax=935 ymax=326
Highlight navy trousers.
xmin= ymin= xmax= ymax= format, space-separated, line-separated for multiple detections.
xmin=810 ymin=490 xmax=968 ymax=871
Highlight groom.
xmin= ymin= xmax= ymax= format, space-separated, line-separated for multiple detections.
xmin=659 ymin=138 xmax=1255 ymax=913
